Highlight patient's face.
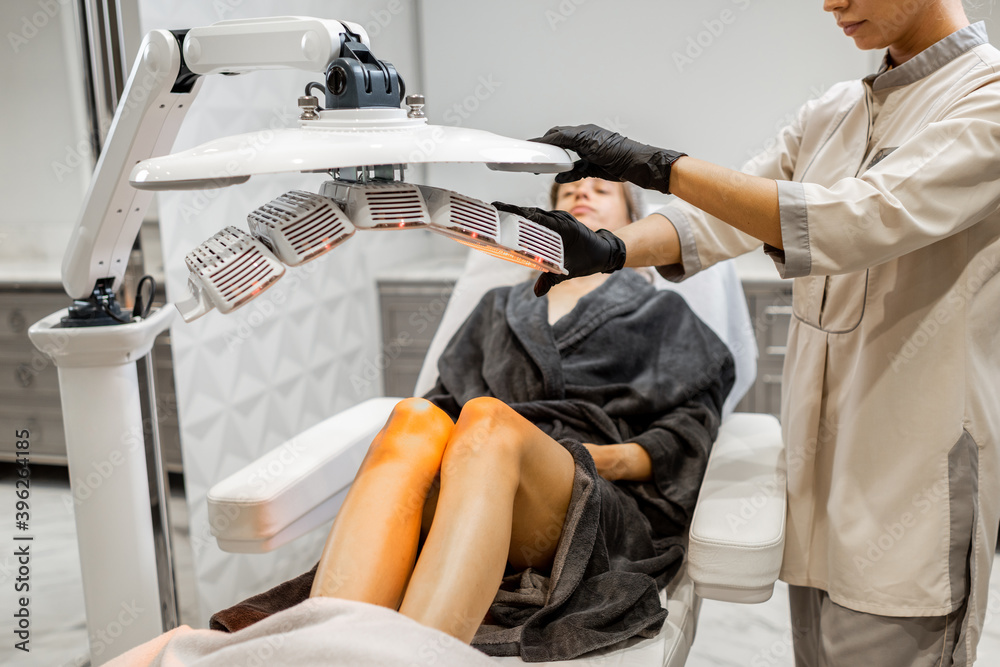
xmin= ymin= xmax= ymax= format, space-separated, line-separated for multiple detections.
xmin=554 ymin=179 xmax=630 ymax=233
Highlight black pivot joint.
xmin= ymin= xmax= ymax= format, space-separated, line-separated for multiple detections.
xmin=60 ymin=278 xmax=132 ymax=328
xmin=169 ymin=29 xmax=201 ymax=94
xmin=323 ymin=30 xmax=405 ymax=110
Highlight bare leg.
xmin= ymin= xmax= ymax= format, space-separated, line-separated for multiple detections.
xmin=399 ymin=397 xmax=576 ymax=642
xmin=309 ymin=397 xmax=454 ymax=608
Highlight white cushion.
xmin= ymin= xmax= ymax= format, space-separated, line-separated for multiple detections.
xmin=687 ymin=413 xmax=786 ymax=603
xmin=206 ymin=397 xmax=400 ymax=553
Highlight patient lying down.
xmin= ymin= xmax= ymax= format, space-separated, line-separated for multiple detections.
xmin=210 ymin=179 xmax=736 ymax=662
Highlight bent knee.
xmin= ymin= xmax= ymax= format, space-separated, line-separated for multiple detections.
xmin=456 ymin=396 xmax=517 ymax=428
xmin=391 ymin=397 xmax=452 ymax=423
xmin=369 ymin=398 xmax=454 ymax=467
xmin=444 ymin=397 xmax=526 ymax=471
xmin=388 ymin=398 xmax=455 ymax=436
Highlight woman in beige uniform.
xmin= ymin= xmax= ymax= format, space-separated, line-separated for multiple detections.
xmin=499 ymin=1 xmax=1000 ymax=665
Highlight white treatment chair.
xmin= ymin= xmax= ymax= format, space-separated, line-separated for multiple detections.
xmin=206 ymin=252 xmax=786 ymax=667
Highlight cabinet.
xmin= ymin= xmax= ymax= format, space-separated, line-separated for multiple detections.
xmin=735 ymin=281 xmax=794 ymax=419
xmin=0 ymin=287 xmax=183 ymax=471
xmin=377 ymin=280 xmax=455 ymax=396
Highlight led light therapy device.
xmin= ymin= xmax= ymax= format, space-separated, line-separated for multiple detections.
xmin=27 ymin=16 xmax=572 ymax=664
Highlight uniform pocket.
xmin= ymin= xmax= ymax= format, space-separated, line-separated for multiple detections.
xmin=792 ymin=270 xmax=869 ymax=333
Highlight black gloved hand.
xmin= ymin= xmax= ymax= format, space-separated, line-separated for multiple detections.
xmin=492 ymin=202 xmax=626 ymax=297
xmin=531 ymin=124 xmax=686 ymax=194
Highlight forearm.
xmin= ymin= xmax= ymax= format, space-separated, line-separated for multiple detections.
xmin=584 ymin=442 xmax=653 ymax=482
xmin=614 ymin=157 xmax=782 ymax=272
xmin=616 ymin=213 xmax=683 ymax=269
xmin=668 ymin=156 xmax=783 ymax=250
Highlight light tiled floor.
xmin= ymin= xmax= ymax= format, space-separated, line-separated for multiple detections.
xmin=2 ymin=465 xmax=1000 ymax=666
xmin=0 ymin=465 xmax=198 ymax=667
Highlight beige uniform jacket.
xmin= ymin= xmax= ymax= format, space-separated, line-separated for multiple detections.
xmin=656 ymin=23 xmax=1000 ymax=663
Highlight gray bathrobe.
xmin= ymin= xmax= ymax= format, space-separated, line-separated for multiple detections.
xmin=423 ymin=268 xmax=735 ymax=661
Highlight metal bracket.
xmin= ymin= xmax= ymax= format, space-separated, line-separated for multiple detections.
xmin=323 ymin=33 xmax=404 ymax=109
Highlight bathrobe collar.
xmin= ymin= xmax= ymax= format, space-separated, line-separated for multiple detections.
xmin=504 ymin=270 xmax=654 ymax=399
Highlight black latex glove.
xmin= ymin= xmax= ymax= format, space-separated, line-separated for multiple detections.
xmin=532 ymin=124 xmax=686 ymax=194
xmin=492 ymin=202 xmax=626 ymax=297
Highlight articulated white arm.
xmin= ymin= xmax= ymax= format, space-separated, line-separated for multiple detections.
xmin=183 ymin=16 xmax=369 ymax=75
xmin=62 ymin=29 xmax=197 ymax=300
xmin=61 ymin=17 xmax=365 ymax=300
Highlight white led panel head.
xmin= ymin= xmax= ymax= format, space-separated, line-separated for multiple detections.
xmin=495 ymin=211 xmax=568 ymax=275
xmin=319 ymin=180 xmax=430 ymax=230
xmin=247 ymin=190 xmax=355 ymax=266
xmin=176 ymin=226 xmax=285 ymax=322
xmin=416 ymin=185 xmax=568 ymax=273
xmin=418 ymin=185 xmax=501 ymax=244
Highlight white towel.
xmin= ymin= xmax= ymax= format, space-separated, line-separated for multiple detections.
xmin=105 ymin=597 xmax=497 ymax=666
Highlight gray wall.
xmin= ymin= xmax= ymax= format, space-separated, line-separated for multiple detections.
xmin=0 ymin=0 xmax=93 ymax=281
xmin=416 ymin=1 xmax=995 ymax=213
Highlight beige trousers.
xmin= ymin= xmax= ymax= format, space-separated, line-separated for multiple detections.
xmin=789 ymin=585 xmax=967 ymax=667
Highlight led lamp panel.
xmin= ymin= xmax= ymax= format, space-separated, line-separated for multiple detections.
xmin=496 ymin=212 xmax=568 ymax=275
xmin=319 ymin=181 xmax=430 ymax=230
xmin=417 ymin=185 xmax=564 ymax=273
xmin=248 ymin=190 xmax=355 ymax=266
xmin=183 ymin=226 xmax=285 ymax=317
xmin=419 ymin=184 xmax=502 ymax=243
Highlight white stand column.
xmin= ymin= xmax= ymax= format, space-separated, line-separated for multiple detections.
xmin=29 ymin=306 xmax=176 ymax=664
